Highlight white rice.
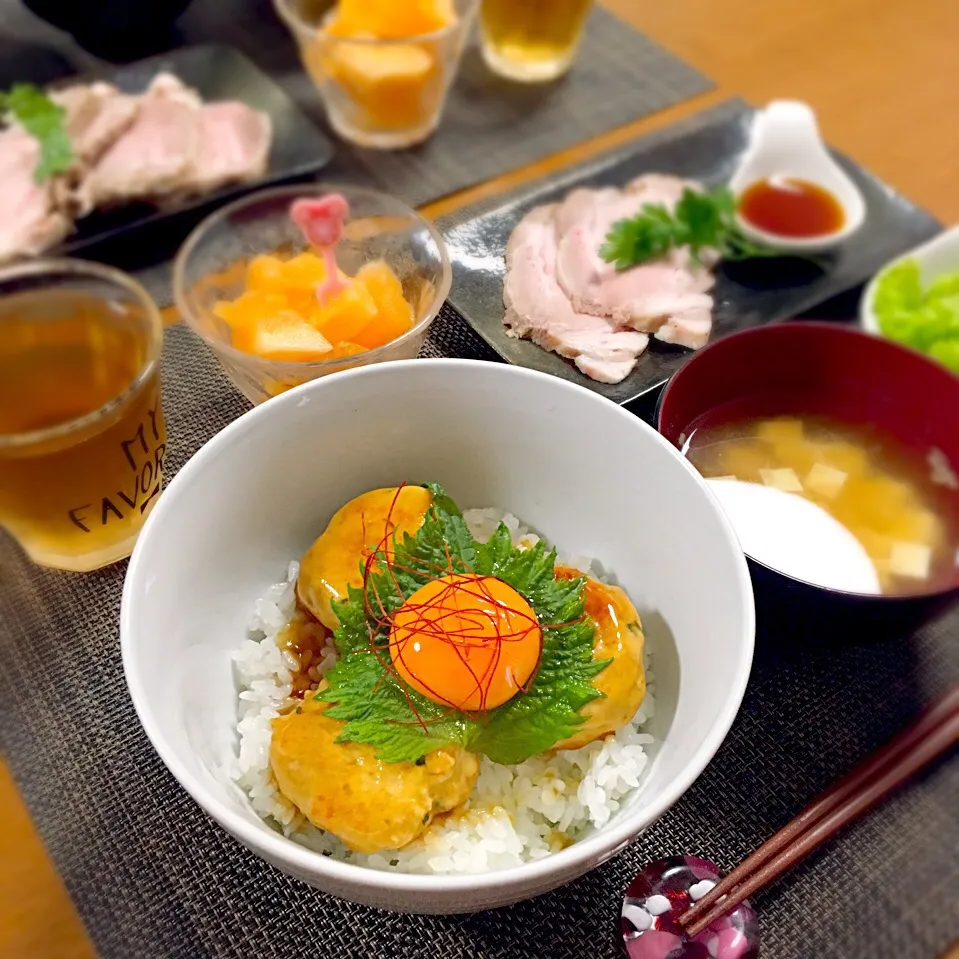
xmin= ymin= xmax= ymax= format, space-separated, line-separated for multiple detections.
xmin=230 ymin=509 xmax=656 ymax=874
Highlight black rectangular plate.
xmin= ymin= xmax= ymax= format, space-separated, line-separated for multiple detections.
xmin=57 ymin=44 xmax=333 ymax=257
xmin=440 ymin=100 xmax=941 ymax=407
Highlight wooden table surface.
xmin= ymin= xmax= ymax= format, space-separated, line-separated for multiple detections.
xmin=4 ymin=1 xmax=958 ymax=956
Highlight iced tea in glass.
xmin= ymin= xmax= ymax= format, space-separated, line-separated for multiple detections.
xmin=479 ymin=0 xmax=593 ymax=82
xmin=0 ymin=260 xmax=166 ymax=572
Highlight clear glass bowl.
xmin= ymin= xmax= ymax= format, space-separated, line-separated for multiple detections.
xmin=273 ymin=0 xmax=478 ymax=149
xmin=173 ymin=184 xmax=451 ymax=405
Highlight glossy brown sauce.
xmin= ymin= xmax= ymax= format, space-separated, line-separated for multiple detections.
xmin=739 ymin=177 xmax=845 ymax=238
xmin=278 ymin=602 xmax=334 ymax=699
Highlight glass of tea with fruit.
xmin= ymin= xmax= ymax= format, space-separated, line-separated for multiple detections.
xmin=0 ymin=259 xmax=166 ymax=572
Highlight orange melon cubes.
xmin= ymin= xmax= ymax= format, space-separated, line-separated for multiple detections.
xmin=329 ymin=0 xmax=455 ymax=40
xmin=309 ymin=280 xmax=378 ymax=344
xmin=321 ymin=0 xmax=456 ymax=132
xmin=213 ymin=252 xmax=414 ymax=364
xmin=327 ymin=44 xmax=439 ymax=130
xmin=352 ymin=262 xmax=413 ymax=347
xmin=233 ymin=314 xmax=333 ymax=363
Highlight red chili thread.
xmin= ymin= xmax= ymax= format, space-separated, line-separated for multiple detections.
xmin=342 ymin=484 xmax=583 ymax=733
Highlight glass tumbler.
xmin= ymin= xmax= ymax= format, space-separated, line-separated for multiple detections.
xmin=0 ymin=259 xmax=166 ymax=572
xmin=479 ymin=0 xmax=594 ymax=82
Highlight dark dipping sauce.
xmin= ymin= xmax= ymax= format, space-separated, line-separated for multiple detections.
xmin=739 ymin=176 xmax=845 ymax=238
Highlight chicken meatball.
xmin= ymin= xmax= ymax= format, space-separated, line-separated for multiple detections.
xmin=553 ymin=566 xmax=646 ymax=750
xmin=297 ymin=485 xmax=431 ymax=631
xmin=270 ymin=696 xmax=478 ymax=854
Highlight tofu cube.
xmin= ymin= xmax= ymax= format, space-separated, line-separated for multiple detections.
xmin=759 ymin=468 xmax=804 ymax=493
xmin=889 ymin=541 xmax=932 ymax=580
xmin=804 ymin=463 xmax=848 ymax=499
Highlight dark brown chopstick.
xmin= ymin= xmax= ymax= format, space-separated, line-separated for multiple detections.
xmin=681 ymin=683 xmax=959 ymax=937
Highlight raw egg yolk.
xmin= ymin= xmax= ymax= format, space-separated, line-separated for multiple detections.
xmin=389 ymin=574 xmax=542 ymax=711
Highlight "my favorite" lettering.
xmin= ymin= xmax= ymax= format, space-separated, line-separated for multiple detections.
xmin=68 ymin=398 xmax=165 ymax=533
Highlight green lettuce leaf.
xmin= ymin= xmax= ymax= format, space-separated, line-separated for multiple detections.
xmin=874 ymin=257 xmax=959 ymax=364
xmin=875 ymin=259 xmax=924 ymax=346
xmin=874 ymin=259 xmax=923 ymax=316
xmin=912 ymin=298 xmax=959 ymax=348
xmin=877 ymin=308 xmax=921 ymax=346
xmin=927 ymin=337 xmax=959 ymax=373
xmin=925 ymin=273 xmax=959 ymax=301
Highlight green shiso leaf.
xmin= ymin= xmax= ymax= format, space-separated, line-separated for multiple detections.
xmin=317 ymin=485 xmax=606 ymax=765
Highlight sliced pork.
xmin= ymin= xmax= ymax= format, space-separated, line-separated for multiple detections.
xmin=0 ymin=70 xmax=273 ymax=261
xmin=76 ymin=75 xmax=271 ymax=208
xmin=502 ymin=173 xmax=716 ymax=382
xmin=554 ymin=175 xmax=715 ymax=337
xmin=0 ymin=129 xmax=73 ymax=264
xmin=177 ymin=101 xmax=273 ymax=196
xmin=147 ymin=72 xmax=203 ymax=110
xmin=52 ymin=82 xmax=139 ymax=165
xmin=623 ymin=172 xmax=689 ymax=205
xmin=49 ymin=82 xmax=142 ymax=218
xmin=654 ymin=312 xmax=713 ymax=350
xmin=82 ymin=76 xmax=202 ymax=208
xmin=504 ymin=204 xmax=649 ymax=384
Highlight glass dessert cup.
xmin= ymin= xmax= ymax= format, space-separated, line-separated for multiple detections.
xmin=274 ymin=0 xmax=478 ymax=149
xmin=172 ymin=183 xmax=452 ymax=405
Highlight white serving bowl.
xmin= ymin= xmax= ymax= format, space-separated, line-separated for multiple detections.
xmin=121 ymin=359 xmax=754 ymax=914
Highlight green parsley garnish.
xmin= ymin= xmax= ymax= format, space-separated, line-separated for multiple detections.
xmin=317 ymin=484 xmax=609 ymax=765
xmin=600 ymin=185 xmax=783 ymax=271
xmin=0 ymin=83 xmax=73 ymax=183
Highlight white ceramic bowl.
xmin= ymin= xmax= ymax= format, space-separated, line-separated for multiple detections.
xmin=121 ymin=359 xmax=755 ymax=914
xmin=860 ymin=224 xmax=957 ymax=334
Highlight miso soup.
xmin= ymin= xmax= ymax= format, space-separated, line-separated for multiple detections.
xmin=682 ymin=413 xmax=959 ymax=596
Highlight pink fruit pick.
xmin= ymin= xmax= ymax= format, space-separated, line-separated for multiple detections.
xmin=290 ymin=195 xmax=352 ymax=304
xmin=290 ymin=195 xmax=350 ymax=248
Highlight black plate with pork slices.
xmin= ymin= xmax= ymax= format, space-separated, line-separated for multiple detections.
xmin=53 ymin=45 xmax=332 ymax=259
xmin=438 ymin=100 xmax=940 ymax=411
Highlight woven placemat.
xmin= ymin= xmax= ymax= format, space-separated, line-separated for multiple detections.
xmin=0 ymin=0 xmax=711 ymax=208
xmin=331 ymin=7 xmax=713 ymax=207
xmin=1 ymin=322 xmax=958 ymax=959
